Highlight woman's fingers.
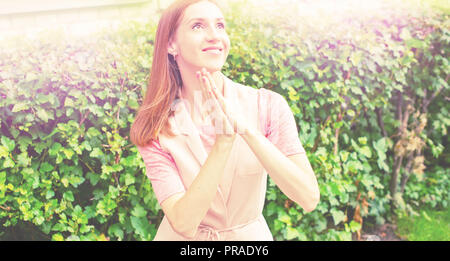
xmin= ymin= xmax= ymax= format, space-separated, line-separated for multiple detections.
xmin=197 ymin=71 xmax=212 ymax=101
xmin=203 ymin=70 xmax=237 ymax=130
xmin=203 ymin=70 xmax=250 ymax=135
xmin=197 ymin=69 xmax=233 ymax=135
xmin=203 ymin=70 xmax=228 ymax=113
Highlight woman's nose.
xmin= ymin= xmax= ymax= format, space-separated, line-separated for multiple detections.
xmin=206 ymin=26 xmax=220 ymax=40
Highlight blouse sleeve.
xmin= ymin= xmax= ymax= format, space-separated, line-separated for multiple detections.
xmin=258 ymin=88 xmax=306 ymax=156
xmin=137 ymin=140 xmax=186 ymax=205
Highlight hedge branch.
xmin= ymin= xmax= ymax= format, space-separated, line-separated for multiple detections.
xmin=375 ymin=107 xmax=387 ymax=137
xmin=421 ymin=74 xmax=448 ymax=114
xmin=400 ymin=151 xmax=416 ymax=194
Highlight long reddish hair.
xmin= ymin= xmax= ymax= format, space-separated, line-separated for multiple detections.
xmin=130 ymin=0 xmax=221 ymax=146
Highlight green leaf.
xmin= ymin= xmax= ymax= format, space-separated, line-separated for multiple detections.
xmin=349 ymin=220 xmax=362 ymax=232
xmin=52 ymin=233 xmax=64 ymax=241
xmin=340 ymin=151 xmax=349 ymax=163
xmin=69 ymin=175 xmax=85 ymax=188
xmin=87 ymin=127 xmax=101 ymax=137
xmin=347 ymin=160 xmax=363 ymax=173
xmin=1 ymin=136 xmax=15 ymax=152
xmin=279 ymin=213 xmax=292 ymax=226
xmin=405 ymin=38 xmax=425 ymax=49
xmin=64 ymin=97 xmax=75 ymax=107
xmin=359 ymin=146 xmax=372 ymax=158
xmin=12 ymin=102 xmax=28 ymax=112
xmin=128 ymin=185 xmax=137 ymax=195
xmin=17 ymin=152 xmax=31 ymax=166
xmin=329 ymin=183 xmax=341 ymax=196
xmin=81 ymin=140 xmax=92 ymax=151
xmin=61 ymin=177 xmax=69 ymax=188
xmin=40 ymin=162 xmax=54 ymax=173
xmin=90 ymin=148 xmax=103 ymax=158
xmin=0 ymin=171 xmax=6 ymax=185
xmin=63 ymin=148 xmax=74 ymax=159
xmin=42 ymin=129 xmax=59 ymax=141
xmin=285 ymin=226 xmax=300 ymax=240
xmin=108 ymin=185 xmax=120 ymax=199
xmin=128 ymin=97 xmax=139 ymax=110
xmin=3 ymin=157 xmax=15 ymax=168
xmin=251 ymin=74 xmax=259 ymax=82
xmin=108 ymin=223 xmax=124 ymax=240
xmin=17 ymin=136 xmax=31 ymax=151
xmin=131 ymin=216 xmax=150 ymax=239
xmin=331 ymin=209 xmax=346 ymax=226
xmin=63 ymin=191 xmax=74 ymax=202
xmin=46 ymin=190 xmax=55 ymax=199
xmin=340 ymin=192 xmax=349 ymax=203
xmin=373 ymin=137 xmax=389 ymax=172
xmin=66 ymin=107 xmax=74 ymax=117
xmin=37 ymin=108 xmax=49 ymax=122
xmin=131 ymin=204 xmax=147 ymax=218
xmin=0 ymin=146 xmax=8 ymax=158
xmin=373 ymin=137 xmax=386 ymax=151
xmin=49 ymin=142 xmax=62 ymax=156
xmin=34 ymin=215 xmax=45 ymax=226
xmin=358 ymin=137 xmax=367 ymax=145
xmin=124 ymin=173 xmax=135 ymax=186
xmin=314 ymin=217 xmax=327 ymax=232
xmin=87 ymin=172 xmax=100 ymax=186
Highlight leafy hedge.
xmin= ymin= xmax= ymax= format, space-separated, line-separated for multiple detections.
xmin=0 ymin=2 xmax=448 ymax=240
xmin=0 ymin=26 xmax=159 ymax=240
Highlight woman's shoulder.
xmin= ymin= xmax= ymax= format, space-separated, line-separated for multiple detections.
xmin=255 ymin=87 xmax=288 ymax=108
xmin=137 ymin=138 xmax=164 ymax=154
xmin=225 ymin=76 xmax=284 ymax=105
xmin=258 ymin=87 xmax=284 ymax=99
xmin=231 ymin=80 xmax=277 ymax=99
xmin=230 ymin=79 xmax=258 ymax=95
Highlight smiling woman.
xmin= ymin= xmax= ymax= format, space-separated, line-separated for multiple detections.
xmin=130 ymin=0 xmax=320 ymax=241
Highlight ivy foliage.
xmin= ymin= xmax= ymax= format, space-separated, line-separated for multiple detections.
xmin=0 ymin=1 xmax=448 ymax=240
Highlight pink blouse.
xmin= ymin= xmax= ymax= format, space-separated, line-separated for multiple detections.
xmin=138 ymin=88 xmax=306 ymax=205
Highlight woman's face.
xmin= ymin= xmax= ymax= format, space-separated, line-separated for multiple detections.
xmin=170 ymin=1 xmax=230 ymax=72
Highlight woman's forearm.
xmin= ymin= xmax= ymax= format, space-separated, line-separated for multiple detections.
xmin=172 ymin=136 xmax=235 ymax=238
xmin=241 ymin=128 xmax=319 ymax=211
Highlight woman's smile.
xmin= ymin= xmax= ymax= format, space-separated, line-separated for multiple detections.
xmin=203 ymin=49 xmax=222 ymax=55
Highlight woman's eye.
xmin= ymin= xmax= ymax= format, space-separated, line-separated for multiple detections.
xmin=192 ymin=23 xmax=225 ymax=30
xmin=192 ymin=23 xmax=202 ymax=29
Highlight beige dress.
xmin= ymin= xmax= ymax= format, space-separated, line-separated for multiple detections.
xmin=137 ymin=73 xmax=306 ymax=240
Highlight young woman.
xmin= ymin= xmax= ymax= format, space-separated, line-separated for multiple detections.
xmin=130 ymin=0 xmax=320 ymax=241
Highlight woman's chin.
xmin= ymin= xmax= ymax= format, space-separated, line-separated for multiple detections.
xmin=200 ymin=63 xmax=223 ymax=73
xmin=199 ymin=62 xmax=223 ymax=72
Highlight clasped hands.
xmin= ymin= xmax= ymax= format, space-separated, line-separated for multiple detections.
xmin=196 ymin=68 xmax=251 ymax=138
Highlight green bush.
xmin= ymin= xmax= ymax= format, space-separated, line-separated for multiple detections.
xmin=0 ymin=24 xmax=160 ymax=240
xmin=0 ymin=1 xmax=448 ymax=240
xmin=224 ymin=1 xmax=449 ymax=240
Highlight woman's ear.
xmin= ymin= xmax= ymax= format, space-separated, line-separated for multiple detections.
xmin=168 ymin=39 xmax=178 ymax=56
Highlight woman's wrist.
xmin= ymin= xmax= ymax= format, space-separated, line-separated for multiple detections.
xmin=215 ymin=134 xmax=236 ymax=147
xmin=240 ymin=126 xmax=261 ymax=140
